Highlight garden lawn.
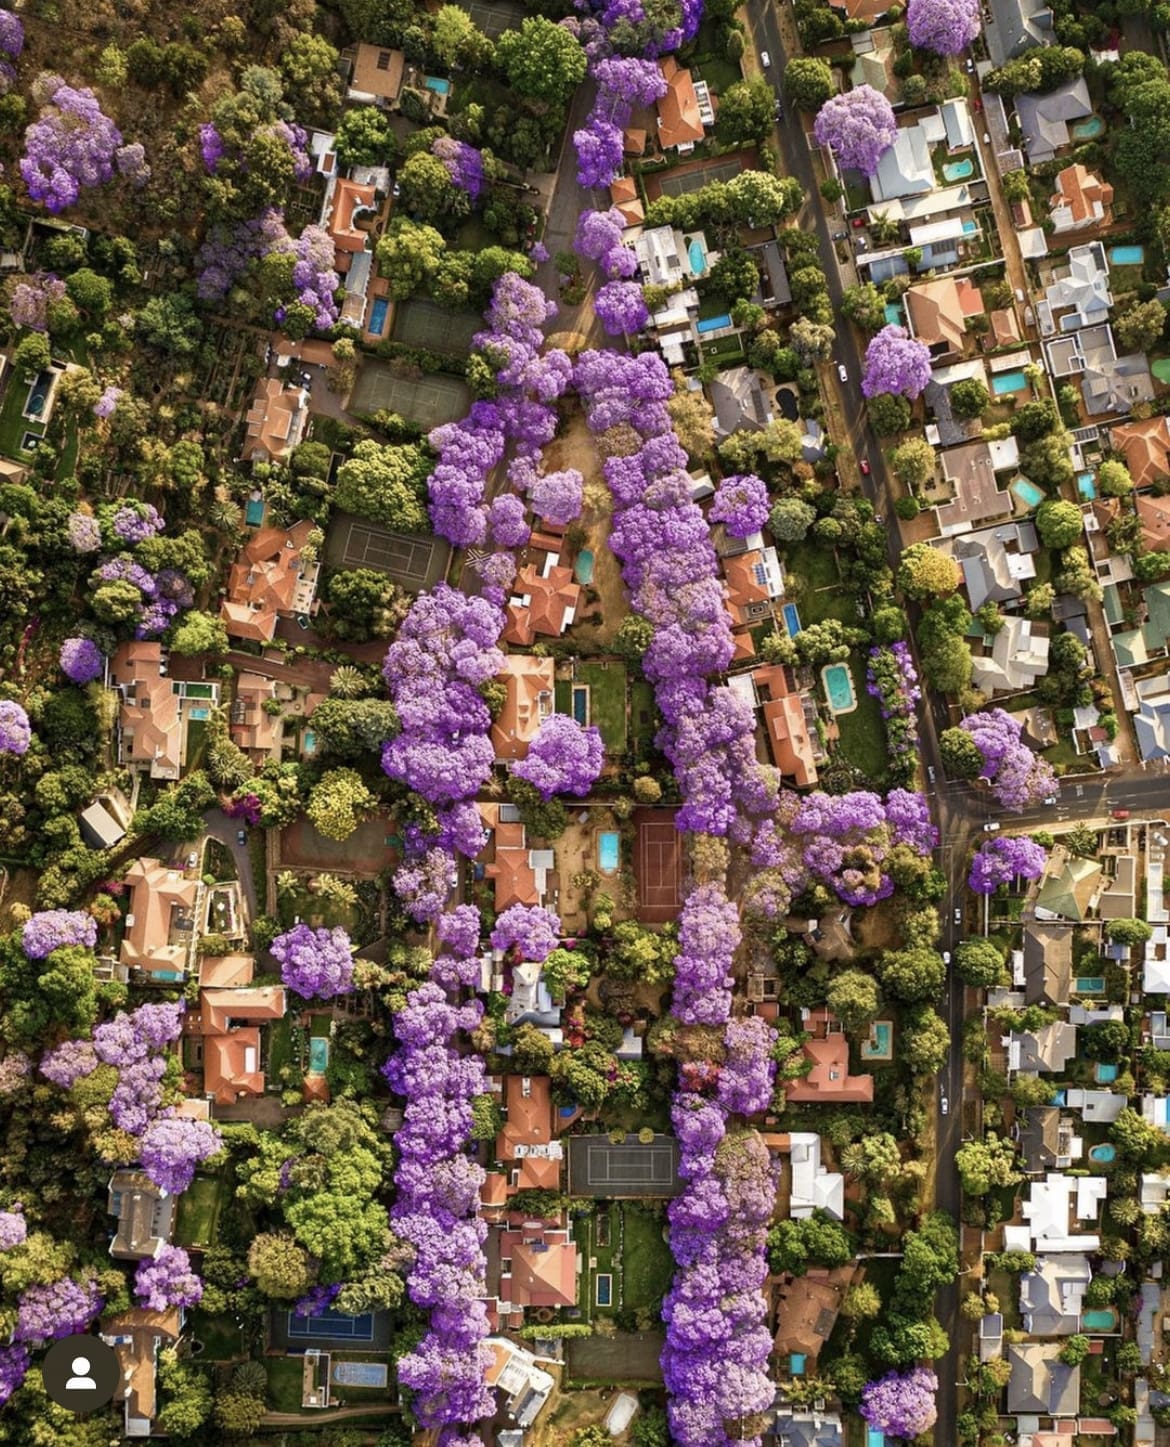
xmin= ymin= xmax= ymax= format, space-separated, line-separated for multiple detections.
xmin=621 ymin=1206 xmax=673 ymax=1313
xmin=629 ymin=679 xmax=658 ymax=753
xmin=0 ymin=379 xmax=41 ymax=461
xmin=572 ymin=1212 xmax=614 ymax=1321
xmin=1043 ymin=737 xmax=1084 ymax=771
xmin=276 ymin=884 xmax=359 ymax=933
xmin=266 ymin=1015 xmax=296 ymax=1088
xmin=188 ymin=1309 xmax=244 ymax=1363
xmin=783 ymin=542 xmax=857 ymax=625
xmin=267 ymin=1355 xmax=307 ymax=1413
xmin=578 ymin=661 xmax=627 ymax=751
xmin=174 ymin=1174 xmax=224 ymax=1250
xmin=830 ymin=650 xmax=889 ymax=781
xmin=309 ymin=1012 xmax=332 ymax=1038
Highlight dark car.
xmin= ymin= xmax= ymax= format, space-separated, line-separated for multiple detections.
xmin=236 ymin=830 xmax=247 ymax=845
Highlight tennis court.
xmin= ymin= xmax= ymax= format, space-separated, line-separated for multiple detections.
xmin=633 ymin=810 xmax=682 ymax=923
xmin=331 ymin=1361 xmax=389 ymax=1388
xmin=349 ymin=361 xmax=470 ymax=428
xmin=324 ymin=512 xmax=449 ymax=591
xmin=456 ymin=0 xmax=524 ymax=35
xmin=657 ymin=158 xmax=742 ymax=198
xmin=288 ymin=1310 xmax=375 ymax=1342
xmin=569 ymin=1135 xmax=682 ymax=1198
xmin=392 ymin=300 xmax=482 ymax=356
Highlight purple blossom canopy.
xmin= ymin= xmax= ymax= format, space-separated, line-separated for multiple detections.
xmin=530 ymin=469 xmax=584 ymax=527
xmin=861 ymin=1368 xmax=939 ymax=1438
xmin=433 ymin=136 xmax=485 ymax=200
xmin=0 ymin=1345 xmax=28 ymax=1408
xmin=134 ymin=1245 xmax=203 ymax=1311
xmin=594 ymin=279 xmax=649 ymax=336
xmin=0 ymin=1206 xmax=26 ymax=1251
xmin=907 ymin=0 xmax=981 ymax=54
xmin=861 ymin=325 xmax=932 ymax=399
xmin=513 ymin=713 xmax=604 ymax=799
xmin=20 ymin=80 xmax=125 ymax=212
xmin=959 ymin=708 xmax=1059 ymax=812
xmin=93 ymin=384 xmax=122 ymax=418
xmin=672 ymin=884 xmax=740 ymax=1027
xmin=40 ymin=1039 xmax=98 ymax=1088
xmin=487 ymin=493 xmax=530 ymax=549
xmin=717 ymin=1017 xmax=777 ymax=1116
xmin=112 ymin=503 xmax=164 ymax=543
xmin=969 ymin=834 xmax=1048 ymax=894
xmin=0 ymin=10 xmax=24 ymax=58
xmin=59 ymin=637 xmax=104 ymax=684
xmin=0 ymin=701 xmax=30 ymax=756
xmin=393 ymin=849 xmax=458 ymax=925
xmin=22 ymin=909 xmax=96 ymax=959
xmin=66 ymin=511 xmax=101 ymax=552
xmin=490 ymin=904 xmax=561 ymax=963
xmin=14 ymin=1277 xmax=102 ymax=1343
xmin=271 ymin=923 xmax=355 ymax=999
xmin=813 ymin=86 xmax=898 ymax=176
xmin=710 ymin=474 xmax=768 ymax=539
xmin=140 ymin=1114 xmax=222 ymax=1195
xmin=9 ymin=272 xmax=65 ymax=331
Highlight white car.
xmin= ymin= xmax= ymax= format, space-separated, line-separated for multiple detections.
xmin=187 ymin=852 xmax=198 ymax=870
xmin=940 ymin=1096 xmax=949 ymax=1116
xmin=837 ymin=363 xmax=848 ymax=383
xmin=942 ymin=950 xmax=951 ymax=965
xmin=983 ymin=821 xmax=1001 ymax=833
xmin=760 ymin=49 xmax=771 ymax=68
xmin=953 ymin=907 xmax=962 ymax=925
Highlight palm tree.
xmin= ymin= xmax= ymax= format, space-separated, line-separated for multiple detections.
xmin=329 ymin=665 xmax=367 ymax=699
xmin=208 ymin=494 xmax=244 ymax=535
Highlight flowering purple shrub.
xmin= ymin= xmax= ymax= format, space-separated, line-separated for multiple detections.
xmin=0 ymin=10 xmax=24 ymax=59
xmin=20 ymin=79 xmax=131 ymax=213
xmin=866 ymin=643 xmax=921 ymax=762
xmin=959 ymin=709 xmax=1059 ymax=812
xmin=969 ymin=834 xmax=1048 ymax=894
xmin=281 ymin=223 xmax=340 ymax=330
xmin=490 ymin=904 xmax=561 ymax=962
xmin=40 ymin=1039 xmax=97 ymax=1088
xmin=135 ymin=1245 xmax=203 ymax=1311
xmin=112 ymin=503 xmax=164 ymax=543
xmin=9 ymin=272 xmax=65 ymax=331
xmin=14 ymin=1277 xmax=102 ymax=1343
xmin=717 ymin=1018 xmax=777 ymax=1115
xmin=295 ymin=1283 xmax=340 ymax=1317
xmin=0 ymin=1345 xmax=27 ymax=1408
xmin=393 ymin=848 xmax=458 ymax=924
xmin=59 ymin=637 xmax=104 ymax=685
xmin=710 ymin=474 xmax=768 ymax=539
xmin=862 ymin=325 xmax=932 ymax=399
xmin=271 ymin=923 xmax=355 ymax=999
xmin=595 ymin=280 xmax=649 ymax=335
xmin=93 ymin=384 xmax=122 ymax=418
xmin=199 ymin=122 xmax=224 ymax=172
xmin=513 ymin=713 xmax=604 ymax=798
xmin=0 ymin=701 xmax=30 ymax=756
xmin=0 ymin=1207 xmax=26 ymax=1251
xmin=66 ymin=511 xmax=102 ymax=552
xmin=813 ymin=86 xmax=898 ymax=176
xmin=22 ymin=909 xmax=96 ymax=959
xmin=861 ymin=1368 xmax=939 ymax=1438
xmin=907 ymin=0 xmax=981 ymax=54
xmin=433 ymin=136 xmax=485 ymax=201
xmin=195 ymin=209 xmax=289 ymax=302
xmin=486 ymin=494 xmax=530 ymax=550
xmin=530 ymin=469 xmax=584 ymax=527
xmin=140 ymin=1114 xmax=222 ymax=1194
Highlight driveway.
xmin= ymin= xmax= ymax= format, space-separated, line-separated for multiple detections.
xmin=203 ymin=807 xmax=262 ymax=924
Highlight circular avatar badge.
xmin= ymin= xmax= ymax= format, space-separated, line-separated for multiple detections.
xmin=41 ymin=1334 xmax=120 ymax=1413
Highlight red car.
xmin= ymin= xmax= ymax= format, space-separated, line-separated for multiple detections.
xmin=851 ymin=216 xmax=866 ymax=228
xmin=859 ymin=458 xmax=871 ymax=475
xmin=1112 ymin=808 xmax=1131 ymax=820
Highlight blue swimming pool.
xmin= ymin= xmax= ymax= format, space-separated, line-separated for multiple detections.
xmin=1077 ymin=471 xmax=1097 ymax=500
xmin=332 ymin=1361 xmax=388 ymax=1388
xmin=696 ymin=313 xmax=731 ymax=335
xmin=368 ymin=296 xmax=389 ymax=336
xmin=782 ymin=602 xmax=802 ymax=636
xmin=789 ymin=1353 xmax=807 ymax=1376
xmin=598 ymin=831 xmax=620 ymax=873
xmin=575 ymin=548 xmax=595 ymax=585
xmin=245 ymin=497 xmax=265 ymax=526
xmin=1072 ymin=115 xmax=1105 ymax=140
xmin=424 ymin=75 xmax=451 ymax=95
xmin=309 ymin=1037 xmax=330 ymax=1073
xmin=962 ymin=218 xmax=978 ymax=234
xmin=1110 ymin=244 xmax=1144 ymax=266
xmin=943 ymin=158 xmax=974 ymax=182
xmin=596 ymin=1273 xmax=612 ymax=1306
xmin=1012 ymin=479 xmax=1045 ymax=509
xmin=1082 ymin=1307 xmax=1118 ymax=1331
xmin=822 ymin=662 xmax=856 ymax=714
xmin=1088 ymin=1143 xmax=1116 ymax=1164
xmin=992 ymin=370 xmax=1028 ymax=396
xmin=152 ymin=970 xmax=184 ymax=982
xmin=572 ymin=684 xmax=589 ymax=726
xmin=867 ymin=1430 xmax=886 ymax=1447
xmin=861 ymin=1020 xmax=893 ymax=1059
xmin=303 ymin=729 xmax=317 ymax=754
xmin=1096 ymin=1062 xmax=1119 ymax=1083
xmin=1076 ymin=976 xmax=1104 ymax=993
xmin=686 ymin=235 xmax=708 ymax=274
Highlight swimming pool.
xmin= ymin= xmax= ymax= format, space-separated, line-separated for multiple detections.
xmin=331 ymin=1361 xmax=388 ymax=1388
xmin=1095 ymin=1061 xmax=1119 ymax=1083
xmin=368 ymin=295 xmax=389 ymax=336
xmin=782 ymin=602 xmax=802 ymax=636
xmin=1081 ymin=1308 xmax=1118 ymax=1331
xmin=245 ymin=497 xmax=265 ymax=526
xmin=1088 ymin=1143 xmax=1116 ymax=1164
xmin=686 ymin=235 xmax=708 ymax=274
xmin=572 ymin=684 xmax=589 ymax=726
xmin=822 ymin=662 xmax=857 ymax=715
xmin=1110 ymin=244 xmax=1144 ymax=266
xmin=883 ymin=302 xmax=904 ymax=327
xmin=596 ymin=1274 xmax=612 ymax=1306
xmin=867 ymin=1430 xmax=886 ymax=1447
xmin=991 ymin=370 xmax=1028 ymax=396
xmin=789 ymin=1353 xmax=807 ymax=1376
xmin=575 ymin=549 xmax=595 ymax=585
xmin=861 ymin=1020 xmax=893 ymax=1060
xmin=1076 ymin=975 xmax=1104 ymax=993
xmin=309 ymin=1037 xmax=330 ymax=1073
xmin=303 ymin=729 xmax=317 ymax=754
xmin=1072 ymin=115 xmax=1105 ymax=140
xmin=1012 ymin=478 xmax=1045 ymax=509
xmin=152 ymin=970 xmax=184 ymax=982
xmin=962 ymin=218 xmax=978 ymax=234
xmin=695 ymin=313 xmax=731 ymax=334
xmin=1077 ymin=471 xmax=1097 ymax=500
xmin=942 ymin=158 xmax=974 ymax=182
xmin=598 ymin=831 xmax=620 ymax=873
xmin=424 ymin=75 xmax=451 ymax=95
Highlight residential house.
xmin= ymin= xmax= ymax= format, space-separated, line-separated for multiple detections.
xmin=990 ymin=307 xmax=1024 ymax=348
xmin=1049 ymin=164 xmax=1114 ymax=233
xmin=185 ymin=986 xmax=286 ymax=1106
xmin=1006 ymin=1341 xmax=1082 ymax=1416
xmin=609 ymin=175 xmax=644 ymax=227
xmin=656 ymin=56 xmax=712 ymax=153
xmin=240 ymin=377 xmax=309 ymax=464
xmin=772 ymin=1266 xmax=856 ymax=1366
xmin=346 ymin=43 xmax=406 ymax=106
xmin=1062 ymin=1087 xmax=1127 ymax=1123
xmin=230 ymin=672 xmax=283 ymax=761
xmin=1019 ymin=1253 xmax=1092 ymax=1335
xmin=1015 ymin=78 xmax=1093 ymax=164
xmin=484 ymin=1337 xmax=554 ymax=1430
xmin=635 ymin=224 xmax=705 ymax=288
xmin=325 ymin=177 xmax=379 ymax=329
xmin=220 ymin=520 xmax=320 ymax=644
xmin=764 ymin=1132 xmax=844 ymax=1219
xmin=504 ymin=538 xmax=582 ymax=646
xmin=1022 ymin=923 xmax=1073 ymax=1008
xmin=1018 ymin=1106 xmax=1078 ymax=1174
xmin=1137 ymin=488 xmax=1170 ymax=554
xmin=120 ymin=857 xmax=197 ymax=979
xmin=951 ymin=520 xmax=1039 ymax=610
xmin=1112 ymin=417 xmax=1170 ymax=490
xmin=1098 ymin=852 xmax=1137 ymax=920
xmin=785 ymin=1009 xmax=874 ymax=1103
xmin=1038 ymin=241 xmax=1112 ymax=336
xmin=478 ymin=803 xmax=553 ymax=911
xmin=924 ymin=358 xmax=991 ymax=448
xmin=970 ymin=614 xmax=1050 ymax=696
xmin=1009 ymin=1171 xmax=1103 ymax=1253
xmin=489 ymin=1073 xmax=564 ymax=1205
xmin=108 ymin=1171 xmax=174 ymax=1261
xmin=709 ymin=366 xmax=773 ymax=437
xmin=80 ymin=799 xmax=127 ymax=850
xmin=494 ymin=1219 xmax=577 ymax=1320
xmin=1035 ymin=853 xmax=1102 ymax=921
xmin=110 ymin=642 xmax=188 ymax=781
xmin=721 ymin=540 xmax=784 ymax=659
xmin=933 ymin=436 xmax=1020 ymax=536
xmin=768 ymin=1408 xmax=844 ymax=1447
xmin=1112 ymin=578 xmax=1170 ymax=670
xmin=490 ymin=655 xmax=555 ymax=762
xmin=869 ymin=112 xmax=945 ymax=203
xmin=100 ymin=1305 xmax=183 ymax=1438
xmin=728 ymin=664 xmax=821 ymax=786
xmin=1011 ymin=1020 xmax=1078 ymax=1075
xmin=905 ymin=275 xmax=983 ymax=358
xmin=198 ymin=953 xmax=256 ymax=988
xmin=1134 ymin=674 xmax=1170 ymax=762
xmin=985 ymin=0 xmax=1054 ymax=66
xmin=1046 ymin=322 xmax=1154 ymax=418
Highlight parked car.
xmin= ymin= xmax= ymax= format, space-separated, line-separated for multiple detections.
xmin=852 ymin=215 xmax=866 ymax=228
xmin=965 ymin=56 xmax=975 ymax=72
xmin=953 ymin=907 xmax=962 ymax=924
xmin=940 ymin=1096 xmax=949 ymax=1116
xmin=1112 ymin=808 xmax=1131 ymax=820
xmin=1042 ymin=795 xmax=1057 ymax=806
xmin=942 ymin=950 xmax=951 ymax=965
xmin=927 ymin=765 xmax=936 ymax=784
xmin=186 ymin=852 xmax=198 ymax=870
xmin=774 ymin=99 xmax=784 ymax=119
xmin=859 ymin=457 xmax=871 ymax=475
xmin=837 ymin=363 xmax=848 ymax=383
xmin=236 ymin=830 xmax=247 ymax=845
xmin=832 ymin=229 xmax=847 ymax=241
xmin=982 ymin=131 xmax=991 ymax=144
xmin=873 ymin=513 xmax=883 ymax=523
xmin=760 ymin=49 xmax=771 ymax=67
xmin=983 ymin=821 xmax=1001 ymax=832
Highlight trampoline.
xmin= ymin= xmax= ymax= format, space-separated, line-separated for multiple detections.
xmin=288 ymin=1309 xmax=375 ymax=1341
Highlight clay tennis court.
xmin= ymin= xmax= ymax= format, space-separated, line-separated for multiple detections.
xmin=632 ymin=808 xmax=682 ymax=924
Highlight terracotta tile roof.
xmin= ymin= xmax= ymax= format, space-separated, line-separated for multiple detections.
xmin=198 ymin=953 xmax=255 ymax=988
xmin=503 ymin=564 xmax=581 ymax=646
xmin=989 ymin=307 xmax=1022 ymax=347
xmin=836 ymin=0 xmax=892 ymax=17
xmin=656 ymin=57 xmax=705 ymax=150
xmin=221 ymin=519 xmax=317 ymax=644
xmin=905 ymin=276 xmax=982 ymax=354
xmin=231 ymin=671 xmax=283 ymax=757
xmin=752 ymin=665 xmax=817 ymax=786
xmin=190 ymin=986 xmax=286 ymax=1105
xmin=609 ymin=176 xmax=645 ymax=227
xmin=120 ymin=857 xmax=197 ymax=974
xmin=495 ymin=1074 xmax=562 ymax=1191
xmin=785 ymin=1031 xmax=874 ymax=1103
xmin=623 ymin=127 xmax=647 ymax=155
xmin=490 ymin=655 xmax=555 ymax=762
xmin=499 ymin=1230 xmax=578 ymax=1308
xmin=1138 ymin=490 xmax=1170 ymax=554
xmin=1050 ymin=163 xmax=1113 ymax=231
xmin=111 ymin=643 xmax=182 ymax=779
xmin=772 ymin=1266 xmax=856 ymax=1359
xmin=198 ymin=986 xmax=286 ymax=1034
xmin=242 ymin=376 xmax=308 ymax=464
xmin=327 ymin=178 xmax=377 ymax=254
xmin=722 ymin=550 xmax=770 ymax=627
xmin=1113 ymin=417 xmax=1170 ymax=491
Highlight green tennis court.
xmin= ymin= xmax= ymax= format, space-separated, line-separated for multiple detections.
xmin=349 ymin=362 xmax=470 ymax=428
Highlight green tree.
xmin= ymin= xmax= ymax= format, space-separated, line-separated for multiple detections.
xmin=1097 ymin=459 xmax=1134 ymax=497
xmin=716 ymin=75 xmax=776 ymax=144
xmin=868 ymin=392 xmax=913 ymax=435
xmin=769 ymin=497 xmax=817 ymax=542
xmin=955 ymin=938 xmax=1007 ymax=987
xmin=1107 ymin=917 xmax=1153 ymax=946
xmin=903 ymin=1006 xmax=950 ymax=1075
xmin=876 ymin=947 xmax=946 ymax=1003
xmin=310 ymin=698 xmax=399 ymax=761
xmin=133 ymin=771 xmax=216 ymax=842
xmin=1114 ymin=298 xmax=1167 ymax=354
xmin=157 ymin=1349 xmax=213 ymax=1436
xmin=64 ymin=268 xmax=113 ymax=317
xmin=334 ymin=438 xmax=431 ymax=529
xmin=767 ymin=1212 xmax=855 ymax=1275
xmin=306 ymin=768 xmax=376 ymax=842
xmin=889 ymin=436 xmax=937 ymax=488
xmin=950 ymin=377 xmax=990 ymax=420
xmin=840 ymin=281 xmax=888 ymax=333
xmin=335 ymin=105 xmax=396 ymax=168
xmin=956 ymin=1133 xmax=1023 ymax=1195
xmin=825 ymin=969 xmax=881 ymax=1030
xmin=247 ymin=1233 xmax=313 ymax=1299
xmin=1022 ymin=433 xmax=1075 ymax=490
xmin=169 ymin=610 xmax=229 ymax=657
xmin=1011 ymin=398 xmax=1061 ymax=442
xmin=12 ymin=331 xmax=50 ymax=379
xmin=375 ymin=218 xmax=446 ymax=301
xmin=136 ymin=292 xmax=203 ymax=355
xmin=785 ymin=56 xmax=834 ymax=110
xmin=495 ymin=17 xmax=587 ymax=104
xmin=898 ymin=542 xmax=960 ymax=599
xmin=432 ymin=4 xmax=492 ymax=67
xmin=841 ymin=1282 xmax=882 ymax=1319
xmin=397 ymin=149 xmax=467 ymax=224
xmin=215 ymin=1392 xmax=268 ymax=1433
xmin=706 ymin=248 xmax=759 ymax=305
